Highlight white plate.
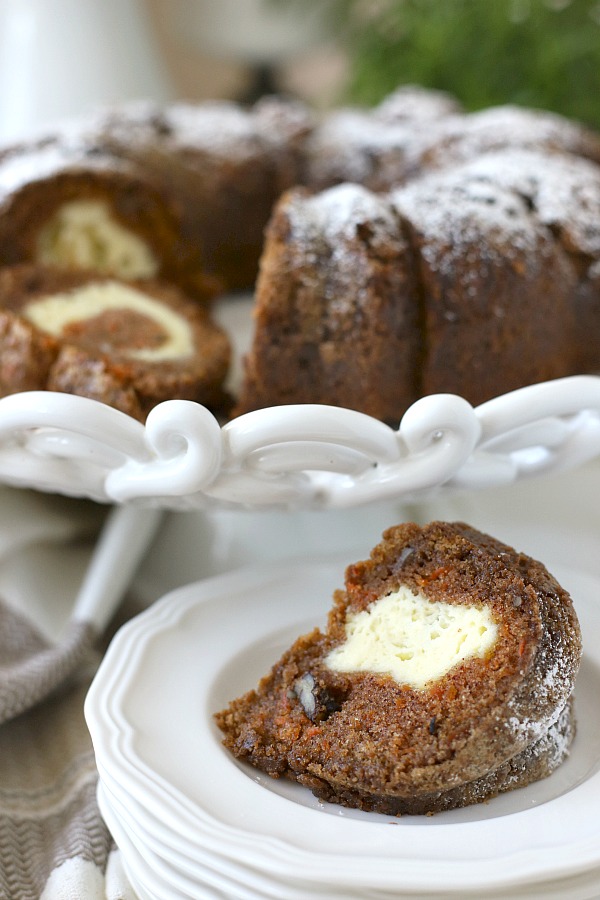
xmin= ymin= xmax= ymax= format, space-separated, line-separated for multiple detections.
xmin=96 ymin=750 xmax=600 ymax=900
xmin=97 ymin=764 xmax=353 ymax=900
xmin=85 ymin=557 xmax=600 ymax=897
xmin=97 ymin=783 xmax=182 ymax=900
xmin=97 ymin=777 xmax=315 ymax=900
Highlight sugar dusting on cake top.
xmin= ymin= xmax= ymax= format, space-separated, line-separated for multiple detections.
xmin=393 ymin=165 xmax=540 ymax=278
xmin=167 ymin=100 xmax=310 ymax=155
xmin=306 ymin=110 xmax=428 ymax=187
xmin=0 ymin=141 xmax=137 ymax=203
xmin=411 ymin=148 xmax=600 ymax=263
xmin=467 ymin=148 xmax=600 ymax=260
xmin=80 ymin=98 xmax=313 ymax=168
xmin=374 ymin=83 xmax=464 ymax=122
xmin=416 ymin=104 xmax=600 ymax=168
xmin=286 ymin=182 xmax=400 ymax=246
xmin=306 ymin=101 xmax=600 ymax=193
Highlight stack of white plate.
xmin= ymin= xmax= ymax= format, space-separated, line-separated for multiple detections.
xmin=85 ymin=557 xmax=600 ymax=900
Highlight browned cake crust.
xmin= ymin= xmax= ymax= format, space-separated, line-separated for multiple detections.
xmin=238 ymin=185 xmax=421 ymax=422
xmin=215 ymin=522 xmax=582 ymax=815
xmin=392 ymin=152 xmax=583 ymax=405
xmin=0 ymin=265 xmax=231 ymax=421
xmin=428 ymin=148 xmax=600 ymax=374
xmin=237 ymin=144 xmax=600 ymax=421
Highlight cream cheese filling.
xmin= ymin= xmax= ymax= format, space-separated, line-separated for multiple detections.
xmin=36 ymin=199 xmax=159 ymax=280
xmin=325 ymin=585 xmax=498 ymax=689
xmin=24 ymin=281 xmax=194 ymax=362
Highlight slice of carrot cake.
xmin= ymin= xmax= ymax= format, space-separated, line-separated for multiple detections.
xmin=216 ymin=521 xmax=582 ymax=815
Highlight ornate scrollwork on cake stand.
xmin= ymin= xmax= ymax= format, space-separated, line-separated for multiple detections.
xmin=0 ymin=375 xmax=599 ymax=509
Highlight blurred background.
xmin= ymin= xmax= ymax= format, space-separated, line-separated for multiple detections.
xmin=147 ymin=0 xmax=600 ymax=124
xmin=1 ymin=0 xmax=600 ymax=144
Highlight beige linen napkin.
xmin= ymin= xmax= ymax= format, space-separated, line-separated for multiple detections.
xmin=0 ymin=487 xmax=140 ymax=900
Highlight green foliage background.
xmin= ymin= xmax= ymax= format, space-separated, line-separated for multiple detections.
xmin=300 ymin=0 xmax=600 ymax=127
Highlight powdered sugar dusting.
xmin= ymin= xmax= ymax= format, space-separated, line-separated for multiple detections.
xmin=415 ymin=104 xmax=600 ymax=170
xmin=434 ymin=148 xmax=600 ymax=261
xmin=305 ymin=101 xmax=600 ymax=194
xmin=393 ymin=165 xmax=539 ymax=277
xmin=306 ymin=110 xmax=425 ymax=188
xmin=162 ymin=102 xmax=267 ymax=159
xmin=162 ymin=98 xmax=312 ymax=162
xmin=0 ymin=142 xmax=135 ymax=205
xmin=374 ymin=84 xmax=463 ymax=122
xmin=287 ymin=183 xmax=398 ymax=247
xmin=504 ymin=577 xmax=580 ymax=752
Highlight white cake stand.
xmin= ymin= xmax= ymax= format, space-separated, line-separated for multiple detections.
xmin=0 ymin=375 xmax=598 ymax=510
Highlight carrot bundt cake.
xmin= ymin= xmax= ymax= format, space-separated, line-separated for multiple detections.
xmin=216 ymin=521 xmax=582 ymax=815
xmin=236 ymin=146 xmax=600 ymax=421
xmin=2 ymin=86 xmax=600 ymax=420
xmin=0 ymin=265 xmax=231 ymax=421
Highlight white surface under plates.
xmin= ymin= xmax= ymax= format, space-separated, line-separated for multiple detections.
xmin=85 ymin=556 xmax=600 ymax=900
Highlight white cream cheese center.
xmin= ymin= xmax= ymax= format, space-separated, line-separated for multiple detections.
xmin=24 ymin=281 xmax=194 ymax=362
xmin=325 ymin=585 xmax=498 ymax=689
xmin=36 ymin=199 xmax=159 ymax=280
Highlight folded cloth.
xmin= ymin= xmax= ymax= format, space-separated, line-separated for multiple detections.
xmin=0 ymin=614 xmax=138 ymax=899
xmin=0 ymin=635 xmax=108 ymax=899
xmin=0 ymin=603 xmax=94 ymax=725
xmin=0 ymin=487 xmax=141 ymax=899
